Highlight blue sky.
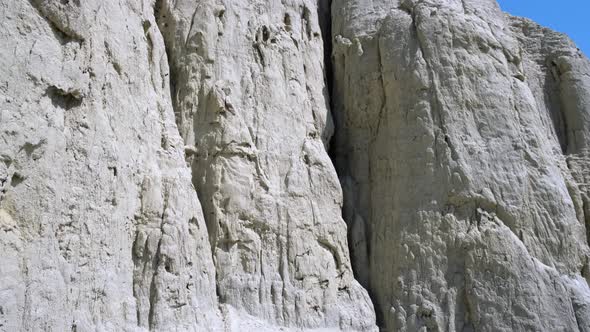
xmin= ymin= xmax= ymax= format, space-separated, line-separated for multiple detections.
xmin=496 ymin=0 xmax=589 ymax=56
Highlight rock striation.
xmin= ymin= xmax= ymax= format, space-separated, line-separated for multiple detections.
xmin=332 ymin=0 xmax=590 ymax=330
xmin=154 ymin=0 xmax=375 ymax=329
xmin=1 ymin=1 xmax=221 ymax=330
xmin=1 ymin=0 xmax=590 ymax=331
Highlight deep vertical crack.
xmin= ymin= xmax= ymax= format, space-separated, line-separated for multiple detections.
xmin=153 ymin=0 xmax=380 ymax=328
xmin=318 ymin=0 xmax=333 ymax=111
xmin=319 ymin=1 xmax=382 ymax=328
xmin=152 ymin=0 xmax=223 ymax=307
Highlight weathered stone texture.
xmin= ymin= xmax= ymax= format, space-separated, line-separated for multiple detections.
xmin=1 ymin=0 xmax=220 ymax=330
xmin=2 ymin=0 xmax=590 ymax=331
xmin=332 ymin=0 xmax=590 ymax=331
xmin=155 ymin=0 xmax=375 ymax=329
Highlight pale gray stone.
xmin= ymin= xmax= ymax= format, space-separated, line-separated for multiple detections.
xmin=0 ymin=0 xmax=228 ymax=330
xmin=154 ymin=0 xmax=376 ymax=330
xmin=2 ymin=0 xmax=590 ymax=331
xmin=332 ymin=0 xmax=590 ymax=331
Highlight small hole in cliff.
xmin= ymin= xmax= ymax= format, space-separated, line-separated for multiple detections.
xmin=22 ymin=140 xmax=46 ymax=160
xmin=217 ymin=9 xmax=225 ymax=19
xmin=444 ymin=135 xmax=451 ymax=146
xmin=46 ymin=86 xmax=83 ymax=110
xmin=303 ymin=154 xmax=311 ymax=165
xmin=11 ymin=173 xmax=24 ymax=187
xmin=143 ymin=20 xmax=152 ymax=34
xmin=262 ymin=26 xmax=270 ymax=42
xmin=284 ymin=14 xmax=292 ymax=31
xmin=108 ymin=166 xmax=118 ymax=176
xmin=164 ymin=260 xmax=172 ymax=273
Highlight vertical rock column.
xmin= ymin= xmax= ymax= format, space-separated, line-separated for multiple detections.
xmin=0 ymin=0 xmax=221 ymax=330
xmin=332 ymin=0 xmax=590 ymax=330
xmin=509 ymin=16 xmax=590 ymax=330
xmin=509 ymin=14 xmax=590 ymax=240
xmin=155 ymin=0 xmax=376 ymax=330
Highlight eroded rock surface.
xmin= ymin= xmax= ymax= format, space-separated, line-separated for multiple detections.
xmin=154 ymin=0 xmax=375 ymax=330
xmin=0 ymin=1 xmax=220 ymax=331
xmin=2 ymin=0 xmax=590 ymax=331
xmin=0 ymin=0 xmax=375 ymax=331
xmin=332 ymin=0 xmax=590 ymax=330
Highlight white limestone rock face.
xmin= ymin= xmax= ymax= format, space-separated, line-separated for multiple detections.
xmin=155 ymin=0 xmax=376 ymax=330
xmin=0 ymin=1 xmax=222 ymax=331
xmin=4 ymin=0 xmax=590 ymax=331
xmin=0 ymin=0 xmax=377 ymax=331
xmin=508 ymin=15 xmax=590 ymax=245
xmin=332 ymin=0 xmax=590 ymax=330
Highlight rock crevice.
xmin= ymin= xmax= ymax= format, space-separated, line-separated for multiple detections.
xmin=153 ymin=0 xmax=376 ymax=330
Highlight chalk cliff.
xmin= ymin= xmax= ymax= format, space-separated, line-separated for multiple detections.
xmin=1 ymin=0 xmax=589 ymax=331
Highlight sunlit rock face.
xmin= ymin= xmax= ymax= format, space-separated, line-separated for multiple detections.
xmin=155 ymin=0 xmax=376 ymax=330
xmin=332 ymin=0 xmax=590 ymax=330
xmin=1 ymin=0 xmax=590 ymax=331
xmin=0 ymin=1 xmax=223 ymax=331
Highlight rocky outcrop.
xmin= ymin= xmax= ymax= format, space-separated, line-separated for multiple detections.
xmin=0 ymin=0 xmax=375 ymax=331
xmin=332 ymin=0 xmax=590 ymax=330
xmin=0 ymin=1 xmax=220 ymax=330
xmin=509 ymin=15 xmax=590 ymax=253
xmin=2 ymin=0 xmax=590 ymax=331
xmin=154 ymin=0 xmax=375 ymax=330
